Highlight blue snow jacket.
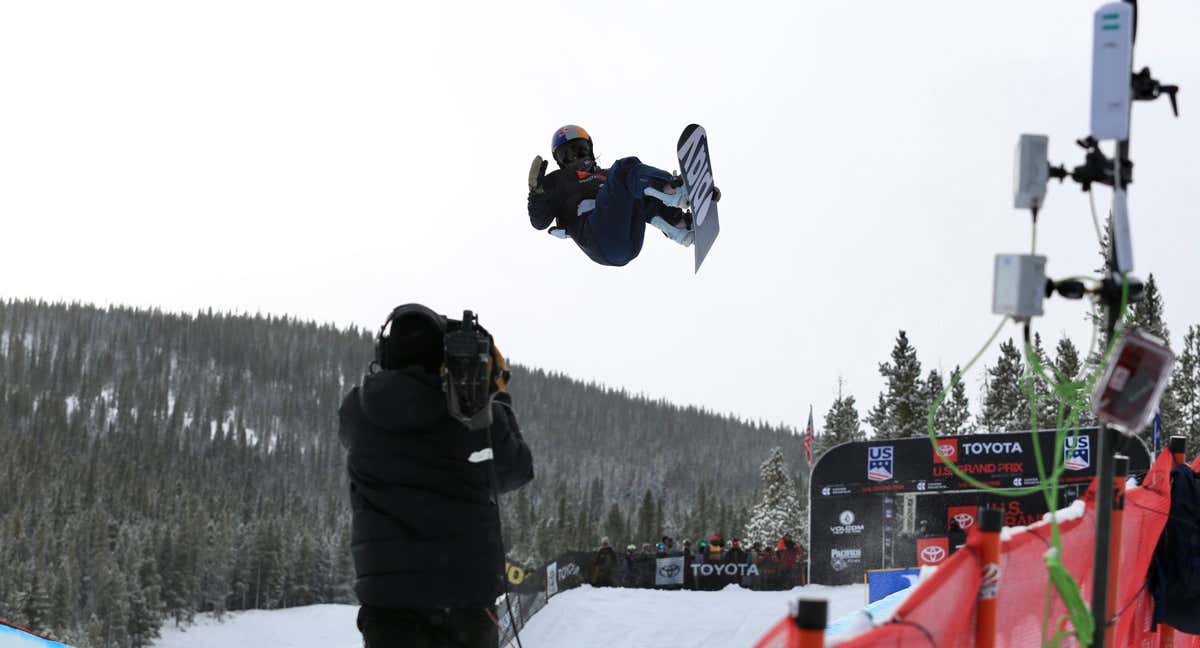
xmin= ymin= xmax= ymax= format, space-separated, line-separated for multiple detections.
xmin=528 ymin=157 xmax=676 ymax=267
xmin=338 ymin=368 xmax=534 ymax=609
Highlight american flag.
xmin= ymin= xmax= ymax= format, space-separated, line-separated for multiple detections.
xmin=803 ymin=405 xmax=815 ymax=467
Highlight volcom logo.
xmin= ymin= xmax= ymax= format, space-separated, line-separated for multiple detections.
xmin=831 ymin=510 xmax=865 ymax=535
xmin=677 ymin=128 xmax=714 ymax=227
xmin=920 ymin=546 xmax=947 ymax=563
xmin=1065 ymin=436 xmax=1091 ymax=471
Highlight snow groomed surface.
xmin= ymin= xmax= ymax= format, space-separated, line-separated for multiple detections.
xmin=517 ymin=584 xmax=866 ymax=648
xmin=146 ymin=586 xmax=870 ymax=648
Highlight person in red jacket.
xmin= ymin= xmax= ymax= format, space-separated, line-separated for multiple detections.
xmin=757 ymin=546 xmax=781 ymax=590
xmin=777 ymin=534 xmax=801 ymax=588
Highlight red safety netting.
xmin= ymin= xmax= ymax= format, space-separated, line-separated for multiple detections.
xmin=756 ymin=449 xmax=1200 ymax=648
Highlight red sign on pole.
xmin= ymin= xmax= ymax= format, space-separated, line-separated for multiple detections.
xmin=917 ymin=537 xmax=950 ymax=566
xmin=947 ymin=506 xmax=978 ymax=531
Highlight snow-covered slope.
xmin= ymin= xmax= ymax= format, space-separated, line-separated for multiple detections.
xmin=150 ymin=586 xmax=867 ymax=648
xmin=153 ymin=605 xmax=360 ymax=648
xmin=519 ymin=584 xmax=865 ymax=648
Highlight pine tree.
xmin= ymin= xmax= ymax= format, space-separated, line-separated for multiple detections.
xmin=1125 ymin=275 xmax=1183 ymax=442
xmin=979 ymin=339 xmax=1024 ymax=433
xmin=587 ymin=477 xmax=605 ymax=523
xmin=1172 ymin=325 xmax=1200 ymax=453
xmin=127 ymin=568 xmax=160 ymax=648
xmin=21 ymin=566 xmax=52 ymax=636
xmin=554 ymin=494 xmax=571 ymax=552
xmin=817 ymin=379 xmax=864 ymax=459
xmin=1025 ymin=333 xmax=1057 ymax=430
xmin=635 ymin=489 xmax=655 ymax=546
xmin=924 ymin=369 xmax=944 ymax=434
xmin=603 ymin=502 xmax=626 ymax=551
xmin=1052 ymin=337 xmax=1090 ymax=427
xmin=743 ymin=447 xmax=805 ymax=547
xmin=866 ymin=331 xmax=925 ymax=439
xmin=938 ymin=365 xmax=974 ymax=435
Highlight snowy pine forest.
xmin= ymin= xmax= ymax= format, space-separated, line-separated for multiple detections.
xmin=1 ymin=285 xmax=1198 ymax=647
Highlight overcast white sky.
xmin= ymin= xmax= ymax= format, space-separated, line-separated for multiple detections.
xmin=2 ymin=1 xmax=1197 ymax=433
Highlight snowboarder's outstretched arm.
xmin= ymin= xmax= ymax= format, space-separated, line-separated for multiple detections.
xmin=527 ymin=155 xmax=555 ymax=230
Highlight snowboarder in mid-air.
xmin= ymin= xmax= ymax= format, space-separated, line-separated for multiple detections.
xmin=527 ymin=124 xmax=719 ymax=267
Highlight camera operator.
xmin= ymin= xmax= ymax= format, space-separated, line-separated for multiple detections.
xmin=339 ymin=304 xmax=534 ymax=648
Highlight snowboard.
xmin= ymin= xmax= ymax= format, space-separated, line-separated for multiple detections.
xmin=676 ymin=124 xmax=720 ymax=272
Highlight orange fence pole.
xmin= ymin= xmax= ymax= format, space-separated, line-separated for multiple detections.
xmin=1170 ymin=435 xmax=1187 ymax=466
xmin=976 ymin=508 xmax=1002 ymax=648
xmin=1105 ymin=455 xmax=1129 ymax=647
xmin=1157 ymin=436 xmax=1188 ymax=648
xmin=794 ymin=598 xmax=826 ymax=648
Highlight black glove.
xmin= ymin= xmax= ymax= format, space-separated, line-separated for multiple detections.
xmin=490 ymin=343 xmax=511 ymax=395
xmin=528 ymin=156 xmax=548 ymax=194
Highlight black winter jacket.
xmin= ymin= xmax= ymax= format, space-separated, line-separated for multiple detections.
xmin=527 ymin=168 xmax=607 ymax=242
xmin=338 ymin=368 xmax=534 ymax=609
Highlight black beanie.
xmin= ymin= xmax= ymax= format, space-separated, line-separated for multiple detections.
xmin=380 ymin=312 xmax=444 ymax=373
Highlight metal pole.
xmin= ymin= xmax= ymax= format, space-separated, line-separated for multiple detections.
xmin=1104 ymin=455 xmax=1128 ymax=648
xmin=1090 ymin=101 xmax=1131 ymax=643
xmin=1092 ymin=426 xmax=1115 ymax=647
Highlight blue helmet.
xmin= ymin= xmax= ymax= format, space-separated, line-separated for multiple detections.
xmin=551 ymin=124 xmax=591 ymax=153
xmin=551 ymin=124 xmax=593 ymax=167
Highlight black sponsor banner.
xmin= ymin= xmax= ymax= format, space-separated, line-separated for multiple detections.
xmin=551 ymin=551 xmax=592 ymax=591
xmin=812 ymin=428 xmax=1149 ymax=497
xmin=505 ymin=558 xmax=543 ymax=594
xmin=808 ymin=497 xmax=882 ymax=585
xmin=808 ymin=429 xmax=1150 ymax=584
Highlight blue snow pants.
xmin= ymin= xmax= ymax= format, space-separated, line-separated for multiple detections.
xmin=576 ymin=157 xmax=674 ymax=267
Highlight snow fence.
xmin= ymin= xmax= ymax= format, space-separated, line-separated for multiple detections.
xmin=758 ymin=448 xmax=1200 ymax=647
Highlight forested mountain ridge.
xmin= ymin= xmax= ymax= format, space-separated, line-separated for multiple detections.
xmin=0 ymin=299 xmax=805 ymax=646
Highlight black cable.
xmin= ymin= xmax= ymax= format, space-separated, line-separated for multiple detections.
xmin=483 ymin=413 xmax=525 ymax=648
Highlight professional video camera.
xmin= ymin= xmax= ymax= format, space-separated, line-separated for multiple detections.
xmin=375 ymin=304 xmax=510 ymax=430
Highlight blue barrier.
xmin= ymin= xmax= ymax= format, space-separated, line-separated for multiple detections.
xmin=865 ymin=568 xmax=921 ymax=603
xmin=0 ymin=621 xmax=73 ymax=647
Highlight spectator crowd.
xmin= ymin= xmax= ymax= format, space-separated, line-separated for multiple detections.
xmin=587 ymin=533 xmax=809 ymax=591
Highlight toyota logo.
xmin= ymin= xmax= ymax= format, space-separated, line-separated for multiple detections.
xmin=937 ymin=444 xmax=955 ymax=457
xmin=953 ymin=513 xmax=975 ymax=529
xmin=659 ymin=564 xmax=681 ymax=578
xmin=921 ymin=546 xmax=947 ymax=563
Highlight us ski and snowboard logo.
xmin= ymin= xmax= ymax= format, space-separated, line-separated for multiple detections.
xmin=867 ymin=446 xmax=894 ymax=482
xmin=1064 ymin=436 xmax=1091 ymax=471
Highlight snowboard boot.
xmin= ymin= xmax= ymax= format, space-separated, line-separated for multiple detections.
xmin=650 ymin=215 xmax=694 ymax=247
xmin=643 ymin=178 xmax=689 ymax=209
